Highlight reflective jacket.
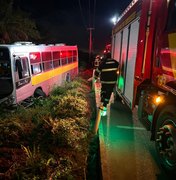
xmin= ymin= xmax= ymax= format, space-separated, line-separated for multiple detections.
xmin=94 ymin=58 xmax=119 ymax=84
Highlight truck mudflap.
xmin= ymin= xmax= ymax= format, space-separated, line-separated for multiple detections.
xmin=155 ymin=105 xmax=176 ymax=174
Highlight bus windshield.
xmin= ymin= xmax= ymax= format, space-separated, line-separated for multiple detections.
xmin=0 ymin=48 xmax=11 ymax=78
xmin=0 ymin=47 xmax=13 ymax=100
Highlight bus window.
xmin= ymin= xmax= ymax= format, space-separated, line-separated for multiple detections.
xmin=42 ymin=51 xmax=53 ymax=71
xmin=61 ymin=59 xmax=67 ymax=65
xmin=67 ymin=50 xmax=73 ymax=64
xmin=29 ymin=52 xmax=41 ymax=63
xmin=31 ymin=63 xmax=42 ymax=74
xmin=15 ymin=56 xmax=31 ymax=88
xmin=73 ymin=50 xmax=77 ymax=62
xmin=29 ymin=52 xmax=42 ymax=74
xmin=15 ymin=58 xmax=23 ymax=79
xmin=53 ymin=51 xmax=61 ymax=68
xmin=42 ymin=62 xmax=53 ymax=71
xmin=53 ymin=60 xmax=61 ymax=67
xmin=42 ymin=51 xmax=52 ymax=61
xmin=21 ymin=57 xmax=30 ymax=78
xmin=15 ymin=57 xmax=30 ymax=79
xmin=60 ymin=51 xmax=67 ymax=65
xmin=166 ymin=0 xmax=176 ymax=31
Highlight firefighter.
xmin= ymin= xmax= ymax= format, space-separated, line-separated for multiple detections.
xmin=94 ymin=52 xmax=119 ymax=115
xmin=94 ymin=55 xmax=101 ymax=68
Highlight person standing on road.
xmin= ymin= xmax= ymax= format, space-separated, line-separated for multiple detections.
xmin=94 ymin=55 xmax=101 ymax=68
xmin=94 ymin=52 xmax=119 ymax=114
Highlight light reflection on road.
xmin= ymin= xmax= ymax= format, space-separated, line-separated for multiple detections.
xmin=95 ymin=82 xmax=169 ymax=180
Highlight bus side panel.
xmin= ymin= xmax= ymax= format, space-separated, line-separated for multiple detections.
xmin=124 ymin=19 xmax=140 ymax=107
xmin=16 ymin=83 xmax=35 ymax=103
xmin=41 ymin=65 xmax=78 ymax=94
xmin=31 ymin=62 xmax=78 ymax=86
xmin=16 ymin=62 xmax=78 ymax=103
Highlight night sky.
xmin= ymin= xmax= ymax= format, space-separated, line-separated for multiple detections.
xmin=17 ymin=0 xmax=131 ymax=53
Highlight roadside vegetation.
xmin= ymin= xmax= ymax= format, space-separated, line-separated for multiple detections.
xmin=0 ymin=74 xmax=95 ymax=179
xmin=0 ymin=0 xmax=40 ymax=43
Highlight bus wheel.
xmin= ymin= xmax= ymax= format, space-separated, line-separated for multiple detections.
xmin=155 ymin=106 xmax=176 ymax=174
xmin=34 ymin=88 xmax=46 ymax=98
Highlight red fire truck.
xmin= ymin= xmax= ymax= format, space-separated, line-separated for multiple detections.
xmin=111 ymin=0 xmax=176 ymax=174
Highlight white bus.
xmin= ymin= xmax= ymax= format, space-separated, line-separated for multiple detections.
xmin=0 ymin=42 xmax=78 ymax=107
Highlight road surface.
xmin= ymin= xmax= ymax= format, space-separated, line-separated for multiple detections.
xmin=94 ymin=82 xmax=170 ymax=180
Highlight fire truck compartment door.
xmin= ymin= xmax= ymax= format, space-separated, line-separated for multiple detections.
xmin=124 ymin=19 xmax=139 ymax=107
xmin=112 ymin=32 xmax=121 ymax=61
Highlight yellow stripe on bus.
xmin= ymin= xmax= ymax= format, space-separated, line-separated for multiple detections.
xmin=168 ymin=33 xmax=176 ymax=78
xmin=31 ymin=62 xmax=78 ymax=85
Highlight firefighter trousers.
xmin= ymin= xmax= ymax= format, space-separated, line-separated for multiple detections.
xmin=101 ymin=83 xmax=116 ymax=107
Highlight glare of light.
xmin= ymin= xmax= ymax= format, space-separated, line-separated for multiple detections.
xmin=101 ymin=110 xmax=107 ymax=116
xmin=118 ymin=75 xmax=124 ymax=90
xmin=30 ymin=54 xmax=37 ymax=60
xmin=154 ymin=96 xmax=163 ymax=104
xmin=111 ymin=16 xmax=117 ymax=25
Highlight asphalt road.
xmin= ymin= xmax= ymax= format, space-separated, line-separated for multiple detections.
xmin=94 ymin=82 xmax=171 ymax=180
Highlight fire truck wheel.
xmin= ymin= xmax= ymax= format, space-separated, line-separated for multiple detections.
xmin=155 ymin=105 xmax=176 ymax=175
xmin=34 ymin=88 xmax=46 ymax=98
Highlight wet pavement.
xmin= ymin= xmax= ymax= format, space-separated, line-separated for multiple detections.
xmin=94 ymin=82 xmax=170 ymax=180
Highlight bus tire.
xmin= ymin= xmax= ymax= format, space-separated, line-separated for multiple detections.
xmin=155 ymin=105 xmax=176 ymax=175
xmin=34 ymin=88 xmax=46 ymax=98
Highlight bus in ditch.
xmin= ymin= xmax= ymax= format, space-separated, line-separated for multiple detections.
xmin=0 ymin=42 xmax=78 ymax=107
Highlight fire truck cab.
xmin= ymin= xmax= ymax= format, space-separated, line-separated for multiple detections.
xmin=111 ymin=0 xmax=176 ymax=174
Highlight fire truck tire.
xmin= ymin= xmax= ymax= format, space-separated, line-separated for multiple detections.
xmin=155 ymin=105 xmax=176 ymax=175
xmin=34 ymin=88 xmax=46 ymax=98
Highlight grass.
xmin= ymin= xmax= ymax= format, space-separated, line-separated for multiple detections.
xmin=0 ymin=72 xmax=95 ymax=179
